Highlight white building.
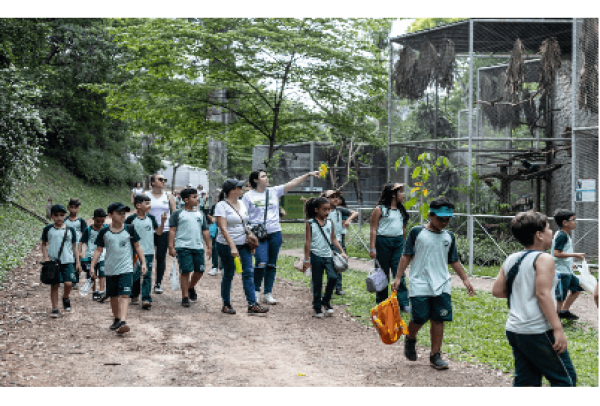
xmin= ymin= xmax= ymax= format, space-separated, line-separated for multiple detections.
xmin=160 ymin=160 xmax=209 ymax=192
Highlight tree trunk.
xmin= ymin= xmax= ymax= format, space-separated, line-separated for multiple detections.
xmin=352 ymin=153 xmax=364 ymax=207
xmin=172 ymin=165 xmax=179 ymax=193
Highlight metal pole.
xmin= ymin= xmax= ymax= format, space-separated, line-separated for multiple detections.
xmin=468 ymin=20 xmax=474 ymax=276
xmin=571 ymin=18 xmax=577 ymax=214
xmin=310 ymin=141 xmax=315 ymax=191
xmin=387 ymin=40 xmax=393 ymax=183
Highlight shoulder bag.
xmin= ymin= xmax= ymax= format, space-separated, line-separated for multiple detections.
xmin=250 ymin=189 xmax=269 ymax=240
xmin=313 ymin=219 xmax=348 ymax=273
xmin=505 ymin=250 xmax=539 ymax=309
xmin=40 ymin=227 xmax=69 ymax=284
xmin=366 ymin=259 xmax=388 ymax=293
xmin=225 ymin=201 xmax=260 ymax=250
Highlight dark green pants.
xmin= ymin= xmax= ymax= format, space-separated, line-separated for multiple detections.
xmin=375 ymin=235 xmax=409 ymax=307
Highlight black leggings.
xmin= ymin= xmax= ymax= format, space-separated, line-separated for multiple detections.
xmin=154 ymin=232 xmax=169 ymax=285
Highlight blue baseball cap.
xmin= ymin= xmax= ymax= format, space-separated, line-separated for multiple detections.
xmin=430 ymin=206 xmax=454 ymax=217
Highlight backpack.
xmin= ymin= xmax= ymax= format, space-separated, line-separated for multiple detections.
xmin=370 ymin=291 xmax=408 ymax=345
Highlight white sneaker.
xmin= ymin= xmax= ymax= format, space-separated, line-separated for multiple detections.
xmin=208 ymin=268 xmax=218 ymax=276
xmin=313 ymin=312 xmax=324 ymax=319
xmin=263 ymin=293 xmax=277 ymax=305
xmin=255 ymin=291 xmax=261 ymax=303
xmin=325 ymin=305 xmax=334 ymax=316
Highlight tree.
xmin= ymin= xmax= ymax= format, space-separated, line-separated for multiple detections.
xmin=407 ymin=18 xmax=466 ymax=33
xmin=97 ymin=18 xmax=393 ymax=171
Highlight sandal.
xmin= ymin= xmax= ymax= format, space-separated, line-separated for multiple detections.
xmin=221 ymin=305 xmax=236 ymax=315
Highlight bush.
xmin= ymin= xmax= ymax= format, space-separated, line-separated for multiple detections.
xmin=63 ymin=148 xmax=142 ymax=186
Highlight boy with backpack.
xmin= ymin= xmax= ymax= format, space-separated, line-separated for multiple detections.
xmin=168 ymin=188 xmax=212 ymax=307
xmin=64 ymin=198 xmax=87 ymax=290
xmin=391 ymin=197 xmax=474 ymax=370
xmin=551 ymin=209 xmax=586 ymax=320
xmin=492 ymin=211 xmax=577 ymax=386
xmin=41 ymin=204 xmax=83 ymax=317
xmin=125 ymin=194 xmax=167 ymax=310
xmin=90 ymin=202 xmax=146 ymax=335
xmin=79 ymin=208 xmax=109 ymax=302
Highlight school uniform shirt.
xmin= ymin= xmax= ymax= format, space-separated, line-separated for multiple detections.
xmin=327 ymin=207 xmax=351 ymax=241
xmin=242 ymin=186 xmax=286 ymax=234
xmin=41 ymin=225 xmax=77 ymax=264
xmin=64 ymin=217 xmax=86 ymax=243
xmin=502 ymin=251 xmax=558 ymax=334
xmin=145 ymin=190 xmax=172 ymax=232
xmin=377 ymin=206 xmax=404 ymax=237
xmin=80 ymin=225 xmax=108 ymax=261
xmin=309 ymin=219 xmax=334 ymax=258
xmin=214 ymin=201 xmax=248 ymax=246
xmin=169 ymin=208 xmax=209 ymax=250
xmin=403 ymin=226 xmax=459 ymax=297
xmin=125 ymin=213 xmax=159 ymax=256
xmin=551 ymin=230 xmax=573 ymax=275
xmin=95 ymin=226 xmax=141 ymax=276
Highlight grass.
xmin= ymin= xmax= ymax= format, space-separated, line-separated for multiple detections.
xmin=276 ymin=255 xmax=599 ymax=387
xmin=0 ymin=156 xmax=131 ymax=284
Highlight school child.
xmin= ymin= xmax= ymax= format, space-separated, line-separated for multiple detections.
xmin=90 ymin=202 xmax=146 ymax=335
xmin=391 ymin=197 xmax=474 ymax=369
xmin=492 ymin=211 xmax=577 ymax=386
xmin=79 ymin=208 xmax=108 ymax=302
xmin=168 ymin=188 xmax=212 ymax=307
xmin=41 ymin=204 xmax=83 ymax=317
xmin=64 ymin=198 xmax=87 ymax=290
xmin=323 ymin=190 xmax=358 ymax=296
xmin=302 ymin=197 xmax=349 ymax=318
xmin=125 ymin=194 xmax=167 ymax=310
xmin=551 ymin=209 xmax=586 ymax=320
xmin=369 ymin=183 xmax=411 ymax=312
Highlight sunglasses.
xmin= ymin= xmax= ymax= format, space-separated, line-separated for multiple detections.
xmin=565 ymin=218 xmax=577 ymax=222
xmin=156 ymin=178 xmax=167 ymax=182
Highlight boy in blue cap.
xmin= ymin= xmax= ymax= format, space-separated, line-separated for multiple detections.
xmin=41 ymin=204 xmax=83 ymax=317
xmin=392 ymin=197 xmax=474 ymax=370
xmin=79 ymin=208 xmax=109 ymax=301
xmin=90 ymin=202 xmax=146 ymax=335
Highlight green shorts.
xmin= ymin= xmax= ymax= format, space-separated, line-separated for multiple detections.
xmin=555 ymin=273 xmax=584 ymax=302
xmin=58 ymin=263 xmax=76 ymax=284
xmin=82 ymin=260 xmax=105 ymax=278
xmin=176 ymin=248 xmax=205 ymax=274
xmin=105 ymin=273 xmax=133 ymax=297
xmin=410 ymin=293 xmax=453 ymax=324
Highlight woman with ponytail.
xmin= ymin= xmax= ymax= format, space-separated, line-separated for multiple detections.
xmin=369 ymin=182 xmax=411 ymax=312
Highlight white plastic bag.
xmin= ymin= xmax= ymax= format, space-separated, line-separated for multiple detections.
xmin=575 ymin=260 xmax=597 ymax=294
xmin=366 ymin=259 xmax=388 ymax=293
xmin=170 ymin=258 xmax=180 ymax=292
xmin=79 ymin=278 xmax=94 ymax=297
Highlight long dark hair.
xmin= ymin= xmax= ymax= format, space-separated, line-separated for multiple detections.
xmin=249 ymin=169 xmax=266 ymax=189
xmin=304 ymin=197 xmax=329 ymax=220
xmin=377 ymin=182 xmax=409 ymax=224
xmin=218 ymin=190 xmax=226 ymax=202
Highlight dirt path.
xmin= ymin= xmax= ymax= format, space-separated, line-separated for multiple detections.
xmin=281 ymin=249 xmax=599 ymax=330
xmin=0 ymin=241 xmax=516 ymax=387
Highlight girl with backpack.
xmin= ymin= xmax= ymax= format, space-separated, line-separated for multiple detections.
xmin=369 ymin=183 xmax=411 ymax=312
xmin=302 ymin=197 xmax=348 ymax=318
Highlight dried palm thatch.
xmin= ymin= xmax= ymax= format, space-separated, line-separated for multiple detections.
xmin=505 ymin=38 xmax=525 ymax=98
xmin=437 ymin=39 xmax=456 ymax=92
xmin=538 ymin=37 xmax=561 ymax=94
xmin=522 ymin=89 xmax=537 ymax=131
xmin=480 ymin=70 xmax=522 ymax=130
xmin=393 ymin=46 xmax=426 ymax=101
xmin=417 ymin=41 xmax=438 ymax=85
xmin=578 ymin=18 xmax=598 ymax=114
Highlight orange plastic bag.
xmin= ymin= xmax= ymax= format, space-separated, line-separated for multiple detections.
xmin=370 ymin=291 xmax=408 ymax=345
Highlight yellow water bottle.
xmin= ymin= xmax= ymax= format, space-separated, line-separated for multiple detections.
xmin=234 ymin=257 xmax=243 ymax=273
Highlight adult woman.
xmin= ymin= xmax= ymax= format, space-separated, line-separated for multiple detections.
xmin=369 ymin=182 xmax=411 ymax=312
xmin=145 ymin=174 xmax=176 ymax=294
xmin=215 ymin=179 xmax=269 ymax=315
xmin=243 ymin=170 xmax=319 ymax=304
xmin=131 ymin=182 xmax=144 ymax=205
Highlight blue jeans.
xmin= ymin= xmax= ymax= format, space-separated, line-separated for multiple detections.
xmin=217 ymin=242 xmax=257 ymax=307
xmin=212 ymin=236 xmax=223 ymax=270
xmin=254 ymin=231 xmax=283 ymax=294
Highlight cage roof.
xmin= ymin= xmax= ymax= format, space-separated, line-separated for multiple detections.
xmin=391 ymin=19 xmax=574 ymax=55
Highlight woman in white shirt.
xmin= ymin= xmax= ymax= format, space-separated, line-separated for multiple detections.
xmin=215 ymin=178 xmax=269 ymax=315
xmin=131 ymin=182 xmax=144 ymax=204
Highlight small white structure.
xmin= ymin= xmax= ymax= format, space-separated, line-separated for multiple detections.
xmin=160 ymin=160 xmax=209 ymax=192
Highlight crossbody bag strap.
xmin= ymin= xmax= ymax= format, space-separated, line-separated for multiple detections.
xmin=506 ymin=250 xmax=538 ymax=309
xmin=263 ymin=189 xmax=269 ymax=225
xmin=313 ymin=219 xmax=335 ymax=253
xmin=56 ymin=226 xmax=70 ymax=265
xmin=225 ymin=201 xmax=248 ymax=233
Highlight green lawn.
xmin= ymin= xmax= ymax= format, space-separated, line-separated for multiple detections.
xmin=0 ymin=156 xmax=131 ymax=284
xmin=276 ymin=255 xmax=599 ymax=387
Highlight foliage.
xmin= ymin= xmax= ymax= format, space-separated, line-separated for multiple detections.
xmin=407 ymin=18 xmax=467 ymax=33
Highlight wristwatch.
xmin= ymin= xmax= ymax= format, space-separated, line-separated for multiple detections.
xmin=303 ymin=258 xmax=310 ymax=263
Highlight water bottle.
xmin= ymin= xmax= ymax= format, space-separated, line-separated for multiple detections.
xmin=79 ymin=278 xmax=94 ymax=297
xmin=234 ymin=257 xmax=243 ymax=273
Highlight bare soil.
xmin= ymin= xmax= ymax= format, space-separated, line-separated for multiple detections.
xmin=0 ymin=241 xmax=517 ymax=387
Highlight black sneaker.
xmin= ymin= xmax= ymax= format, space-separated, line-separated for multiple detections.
xmin=72 ymin=283 xmax=79 ymax=290
xmin=110 ymin=318 xmax=121 ymax=330
xmin=92 ymin=291 xmax=99 ymax=301
xmin=222 ymin=305 xmax=236 ymax=315
xmin=248 ymin=303 xmax=269 ymax=314
xmin=335 ymin=288 xmax=345 ymax=296
xmin=429 ymin=352 xmax=449 ymax=370
xmin=559 ymin=310 xmax=579 ymax=320
xmin=154 ymin=283 xmax=163 ymax=294
xmin=62 ymin=298 xmax=71 ymax=312
xmin=50 ymin=309 xmax=59 ymax=318
xmin=97 ymin=293 xmax=108 ymax=303
xmin=404 ymin=337 xmax=417 ymax=361
xmin=116 ymin=321 xmax=130 ymax=334
xmin=188 ymin=288 xmax=198 ymax=302
xmin=182 ymin=297 xmax=191 ymax=308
